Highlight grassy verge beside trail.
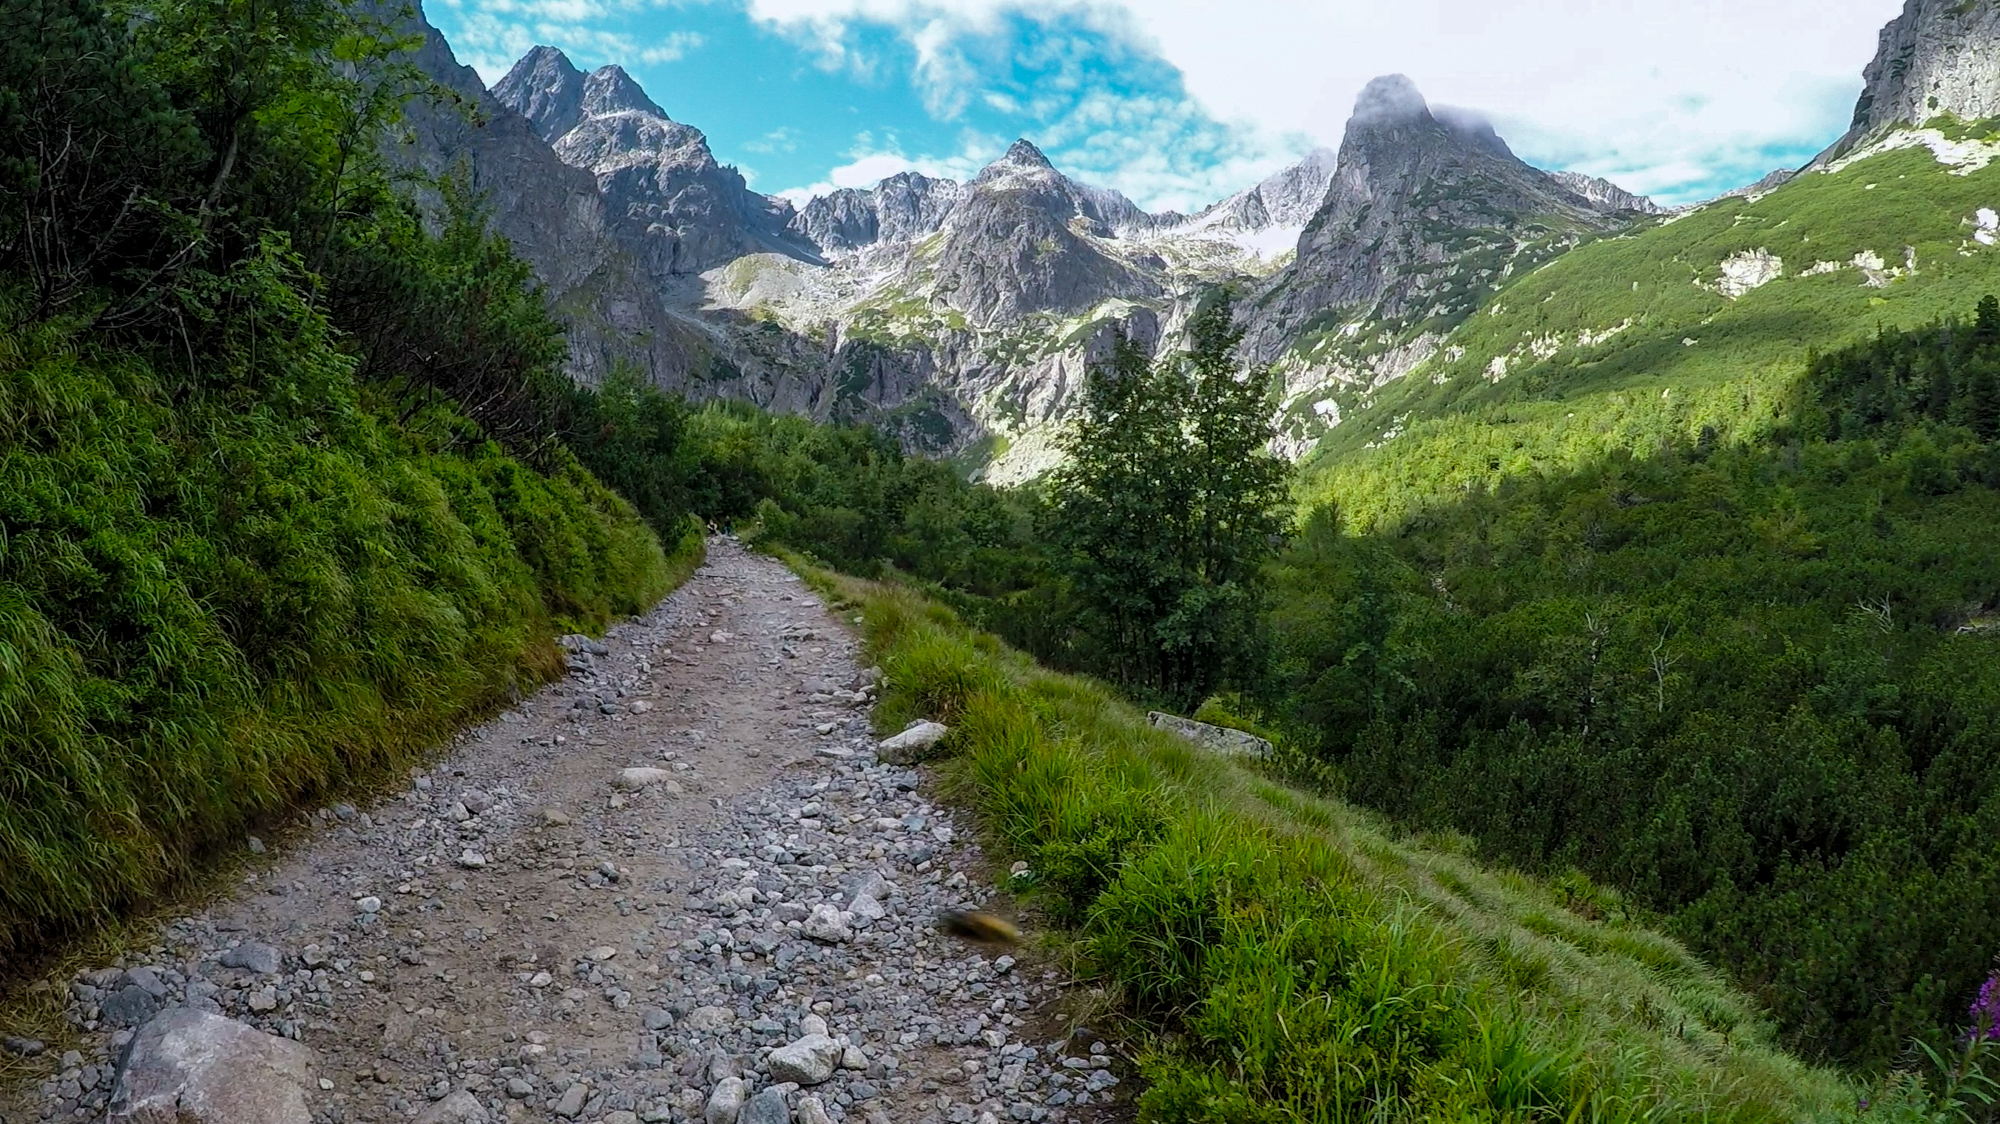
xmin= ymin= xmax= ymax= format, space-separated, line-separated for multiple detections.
xmin=795 ymin=565 xmax=1895 ymax=1122
xmin=0 ymin=314 xmax=702 ymax=964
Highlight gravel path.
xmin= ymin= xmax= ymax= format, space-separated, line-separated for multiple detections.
xmin=3 ymin=540 xmax=1123 ymax=1124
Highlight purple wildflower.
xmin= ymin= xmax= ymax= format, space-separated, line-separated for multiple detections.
xmin=1970 ymin=972 xmax=2000 ymax=1040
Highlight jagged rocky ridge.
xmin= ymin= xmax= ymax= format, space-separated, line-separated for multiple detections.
xmin=389 ymin=8 xmax=1664 ymax=475
xmin=1821 ymin=0 xmax=2000 ymax=162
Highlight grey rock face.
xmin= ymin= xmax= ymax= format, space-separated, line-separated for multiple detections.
xmin=380 ymin=6 xmax=715 ymax=391
xmin=1824 ymin=0 xmax=2000 ymax=160
xmin=107 ymin=1009 xmax=317 ymax=1124
xmin=494 ymin=48 xmax=813 ymax=277
xmin=920 ymin=140 xmax=1162 ymax=327
xmin=1245 ymin=75 xmax=1629 ymax=362
xmin=1186 ymin=147 xmax=1338 ymax=236
xmin=789 ymin=172 xmax=966 ymax=256
xmin=1549 ymin=170 xmax=1661 ymax=215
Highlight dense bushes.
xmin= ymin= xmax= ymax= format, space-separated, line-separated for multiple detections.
xmin=0 ymin=295 xmax=672 ymax=954
xmin=0 ymin=0 xmax=690 ymax=954
xmin=1263 ymin=301 xmax=2000 ymax=1067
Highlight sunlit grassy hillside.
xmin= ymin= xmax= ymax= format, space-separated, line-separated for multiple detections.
xmin=794 ymin=565 xmax=1939 ymax=1122
xmin=1303 ymin=127 xmax=2000 ymax=527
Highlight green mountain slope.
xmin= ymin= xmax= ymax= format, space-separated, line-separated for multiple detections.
xmin=1301 ymin=126 xmax=2000 ymax=527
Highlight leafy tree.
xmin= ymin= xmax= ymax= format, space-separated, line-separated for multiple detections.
xmin=1047 ymin=293 xmax=1289 ymax=706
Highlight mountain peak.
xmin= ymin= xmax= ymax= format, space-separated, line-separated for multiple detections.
xmin=494 ymin=46 xmax=589 ymax=142
xmin=515 ymin=44 xmax=580 ymax=80
xmin=1350 ymin=75 xmax=1432 ymax=127
xmin=583 ymin=65 xmax=666 ymax=119
xmin=999 ymin=139 xmax=1055 ymax=170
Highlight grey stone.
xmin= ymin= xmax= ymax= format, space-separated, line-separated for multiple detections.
xmin=703 ymin=1077 xmax=747 ymax=1124
xmin=800 ymin=905 xmax=850 ymax=944
xmin=765 ymin=1034 xmax=840 ymax=1086
xmin=107 ymin=1009 xmax=317 ymax=1124
xmin=459 ymin=789 xmax=495 ymax=815
xmin=414 ymin=1090 xmax=489 ymax=1124
xmin=876 ymin=721 xmax=950 ymax=765
xmin=794 ymin=1095 xmax=832 ymax=1124
xmin=1146 ymin=711 xmax=1273 ymax=759
xmin=737 ymin=1089 xmax=789 ymax=1124
xmin=554 ymin=1081 xmax=588 ymax=1119
xmin=219 ymin=943 xmax=283 ymax=975
xmin=99 ymin=985 xmax=162 ymax=1029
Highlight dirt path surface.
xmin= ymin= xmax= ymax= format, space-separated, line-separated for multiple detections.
xmin=5 ymin=540 xmax=1122 ymax=1124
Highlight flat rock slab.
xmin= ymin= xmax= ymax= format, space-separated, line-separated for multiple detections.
xmin=108 ymin=1009 xmax=317 ymax=1124
xmin=1147 ymin=711 xmax=1273 ymax=759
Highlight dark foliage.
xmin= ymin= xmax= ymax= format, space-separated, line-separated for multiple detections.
xmin=1261 ymin=299 xmax=2000 ymax=1068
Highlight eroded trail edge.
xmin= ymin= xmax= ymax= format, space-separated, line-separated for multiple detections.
xmin=7 ymin=539 xmax=1122 ymax=1124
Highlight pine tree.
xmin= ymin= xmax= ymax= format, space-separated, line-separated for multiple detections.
xmin=1047 ymin=292 xmax=1289 ymax=705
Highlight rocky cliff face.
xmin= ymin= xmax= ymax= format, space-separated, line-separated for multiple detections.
xmin=1550 ymin=170 xmax=1661 ymax=215
xmin=914 ymin=140 xmax=1164 ymax=327
xmin=1252 ymin=76 xmax=1627 ymax=353
xmin=380 ymin=4 xmax=722 ymax=388
xmin=1239 ymin=76 xmax=1640 ymax=451
xmin=1823 ymin=0 xmax=2000 ymax=160
xmin=493 ymin=48 xmax=813 ymax=276
xmin=788 ymin=172 xmax=966 ymax=257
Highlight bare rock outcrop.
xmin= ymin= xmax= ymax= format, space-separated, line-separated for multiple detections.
xmin=1822 ymin=0 xmax=2000 ymax=162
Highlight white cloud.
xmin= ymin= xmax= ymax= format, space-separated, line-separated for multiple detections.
xmin=736 ymin=0 xmax=1909 ymax=204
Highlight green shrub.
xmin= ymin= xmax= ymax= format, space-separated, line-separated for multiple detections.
xmin=0 ymin=305 xmax=676 ymax=952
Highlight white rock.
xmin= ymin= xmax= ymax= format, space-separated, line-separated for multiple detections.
xmin=629 ymin=700 xmax=654 ymax=715
xmin=617 ymin=767 xmax=670 ymax=789
xmin=765 ymin=1034 xmax=841 ymax=1085
xmin=794 ymin=1096 xmax=833 ymax=1124
xmin=456 ymin=850 xmax=486 ymax=869
xmin=876 ymin=721 xmax=950 ymax=764
xmin=801 ymin=904 xmax=852 ymax=943
xmin=848 ymin=894 xmax=886 ymax=922
xmin=355 ymin=896 xmax=382 ymax=914
xmin=703 ymin=1077 xmax=747 ymax=1124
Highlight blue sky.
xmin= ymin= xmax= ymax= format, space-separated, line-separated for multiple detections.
xmin=425 ymin=0 xmax=1909 ymax=212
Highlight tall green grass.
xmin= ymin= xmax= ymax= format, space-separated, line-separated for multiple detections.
xmin=0 ymin=311 xmax=693 ymax=957
xmin=805 ymin=570 xmax=1928 ymax=1121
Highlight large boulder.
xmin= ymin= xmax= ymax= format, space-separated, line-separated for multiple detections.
xmin=107 ymin=1009 xmax=318 ymax=1124
xmin=1148 ymin=712 xmax=1273 ymax=759
xmin=876 ymin=721 xmax=950 ymax=765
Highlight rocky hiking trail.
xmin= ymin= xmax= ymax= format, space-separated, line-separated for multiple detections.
xmin=1 ymin=540 xmax=1126 ymax=1124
